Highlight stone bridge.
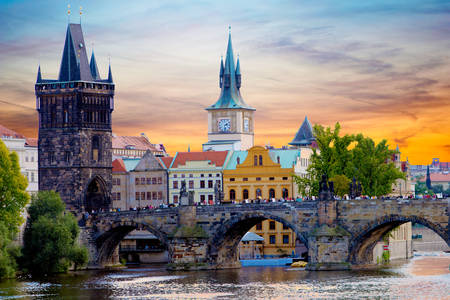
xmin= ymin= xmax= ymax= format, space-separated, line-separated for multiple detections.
xmin=81 ymin=198 xmax=450 ymax=270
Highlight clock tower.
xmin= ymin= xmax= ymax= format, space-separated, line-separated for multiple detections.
xmin=203 ymin=28 xmax=255 ymax=151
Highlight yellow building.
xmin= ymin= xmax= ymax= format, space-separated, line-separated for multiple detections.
xmin=222 ymin=146 xmax=300 ymax=202
xmin=239 ymin=219 xmax=298 ymax=258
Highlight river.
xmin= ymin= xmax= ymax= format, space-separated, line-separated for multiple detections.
xmin=0 ymin=253 xmax=449 ymax=299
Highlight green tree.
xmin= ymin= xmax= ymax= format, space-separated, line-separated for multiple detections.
xmin=329 ymin=175 xmax=351 ymax=197
xmin=0 ymin=139 xmax=29 ymax=235
xmin=293 ymin=123 xmax=404 ymax=197
xmin=348 ymin=134 xmax=404 ymax=197
xmin=22 ymin=191 xmax=88 ymax=275
xmin=432 ymin=184 xmax=443 ymax=194
xmin=0 ymin=140 xmax=29 ymax=279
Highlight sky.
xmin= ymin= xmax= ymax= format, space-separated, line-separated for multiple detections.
xmin=0 ymin=0 xmax=449 ymax=164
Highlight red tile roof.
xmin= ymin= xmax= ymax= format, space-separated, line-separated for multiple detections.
xmin=112 ymin=135 xmax=158 ymax=152
xmin=25 ymin=138 xmax=38 ymax=147
xmin=171 ymin=151 xmax=228 ymax=168
xmin=159 ymin=156 xmax=174 ymax=169
xmin=0 ymin=124 xmax=25 ymax=139
xmin=112 ymin=158 xmax=127 ymax=173
xmin=420 ymin=173 xmax=450 ymax=182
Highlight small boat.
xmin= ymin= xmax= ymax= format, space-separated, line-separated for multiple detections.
xmin=291 ymin=261 xmax=307 ymax=268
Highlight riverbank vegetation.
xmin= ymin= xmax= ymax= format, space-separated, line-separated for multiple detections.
xmin=0 ymin=140 xmax=88 ymax=280
xmin=0 ymin=140 xmax=29 ymax=279
xmin=21 ymin=191 xmax=88 ymax=275
xmin=293 ymin=123 xmax=405 ymax=198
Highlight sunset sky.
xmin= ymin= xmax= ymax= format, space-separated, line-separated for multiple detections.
xmin=1 ymin=0 xmax=449 ymax=164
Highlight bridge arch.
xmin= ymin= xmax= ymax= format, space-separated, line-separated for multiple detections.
xmin=347 ymin=214 xmax=449 ymax=264
xmin=206 ymin=212 xmax=308 ymax=268
xmin=94 ymin=220 xmax=170 ymax=266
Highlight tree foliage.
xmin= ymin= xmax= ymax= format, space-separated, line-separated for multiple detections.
xmin=0 ymin=140 xmax=29 ymax=279
xmin=329 ymin=175 xmax=351 ymax=197
xmin=0 ymin=139 xmax=29 ymax=235
xmin=293 ymin=123 xmax=405 ymax=197
xmin=22 ymin=191 xmax=88 ymax=275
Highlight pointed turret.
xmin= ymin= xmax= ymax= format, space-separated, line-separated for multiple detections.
xmin=107 ymin=64 xmax=113 ymax=83
xmin=235 ymin=55 xmax=241 ymax=89
xmin=36 ymin=65 xmax=42 ymax=83
xmin=206 ymin=27 xmax=254 ymax=111
xmin=219 ymin=56 xmax=224 ymax=88
xmin=426 ymin=165 xmax=432 ymax=189
xmin=90 ymin=50 xmax=101 ymax=80
xmin=58 ymin=24 xmax=93 ymax=81
xmin=289 ymin=116 xmax=315 ymax=147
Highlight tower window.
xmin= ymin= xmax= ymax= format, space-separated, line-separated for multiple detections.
xmin=64 ymin=110 xmax=68 ymax=124
xmin=254 ymin=155 xmax=257 ymax=166
xmin=65 ymin=151 xmax=71 ymax=164
xmin=259 ymin=155 xmax=263 ymax=166
xmin=237 ymin=157 xmax=240 ymax=164
xmin=49 ymin=151 xmax=55 ymax=164
xmin=92 ymin=136 xmax=101 ymax=161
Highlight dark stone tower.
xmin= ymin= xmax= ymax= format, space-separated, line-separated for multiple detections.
xmin=35 ymin=23 xmax=115 ymax=213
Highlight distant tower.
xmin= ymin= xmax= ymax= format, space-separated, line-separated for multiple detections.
xmin=35 ymin=23 xmax=115 ymax=212
xmin=289 ymin=116 xmax=316 ymax=148
xmin=203 ymin=27 xmax=255 ymax=151
xmin=426 ymin=165 xmax=432 ymax=189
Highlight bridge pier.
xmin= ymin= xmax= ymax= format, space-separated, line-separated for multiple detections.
xmin=307 ymin=198 xmax=352 ymax=270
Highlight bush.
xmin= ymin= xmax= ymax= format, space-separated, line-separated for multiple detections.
xmin=22 ymin=191 xmax=88 ymax=275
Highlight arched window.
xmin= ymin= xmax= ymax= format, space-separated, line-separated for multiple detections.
xmin=277 ymin=156 xmax=280 ymax=164
xmin=254 ymin=155 xmax=258 ymax=166
xmin=92 ymin=136 xmax=101 ymax=161
xmin=230 ymin=189 xmax=236 ymax=200
xmin=256 ymin=188 xmax=262 ymax=198
xmin=282 ymin=188 xmax=289 ymax=199
xmin=259 ymin=155 xmax=263 ymax=166
xmin=243 ymin=189 xmax=249 ymax=200
xmin=269 ymin=188 xmax=275 ymax=199
xmin=237 ymin=157 xmax=240 ymax=164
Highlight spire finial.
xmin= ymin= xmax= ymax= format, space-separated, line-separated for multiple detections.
xmin=228 ymin=25 xmax=231 ymax=33
xmin=79 ymin=5 xmax=83 ymax=24
xmin=67 ymin=3 xmax=71 ymax=23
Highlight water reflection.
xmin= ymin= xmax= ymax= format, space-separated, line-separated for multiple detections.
xmin=0 ymin=254 xmax=449 ymax=299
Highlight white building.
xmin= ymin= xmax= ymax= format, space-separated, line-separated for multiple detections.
xmin=0 ymin=124 xmax=38 ymax=194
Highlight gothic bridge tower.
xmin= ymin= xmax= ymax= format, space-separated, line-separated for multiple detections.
xmin=203 ymin=28 xmax=255 ymax=151
xmin=35 ymin=23 xmax=114 ymax=213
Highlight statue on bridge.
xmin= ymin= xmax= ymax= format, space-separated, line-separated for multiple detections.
xmin=214 ymin=181 xmax=224 ymax=204
xmin=318 ymin=174 xmax=334 ymax=201
xmin=349 ymin=177 xmax=362 ymax=199
xmin=179 ymin=180 xmax=190 ymax=205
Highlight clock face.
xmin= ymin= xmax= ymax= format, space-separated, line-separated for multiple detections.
xmin=244 ymin=118 xmax=249 ymax=132
xmin=218 ymin=119 xmax=231 ymax=132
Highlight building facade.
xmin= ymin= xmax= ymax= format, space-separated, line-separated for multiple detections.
xmin=203 ymin=29 xmax=255 ymax=152
xmin=168 ymin=151 xmax=229 ymax=205
xmin=35 ymin=23 xmax=114 ymax=212
xmin=112 ymin=151 xmax=169 ymax=210
xmin=0 ymin=125 xmax=38 ymax=194
xmin=222 ymin=146 xmax=300 ymax=202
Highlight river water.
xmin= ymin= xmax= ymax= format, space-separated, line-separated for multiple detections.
xmin=1 ymin=253 xmax=449 ymax=299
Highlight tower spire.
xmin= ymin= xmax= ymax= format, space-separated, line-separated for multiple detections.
xmin=235 ymin=54 xmax=241 ymax=89
xmin=219 ymin=55 xmax=224 ymax=88
xmin=36 ymin=65 xmax=42 ymax=83
xmin=107 ymin=63 xmax=113 ymax=83
xmin=206 ymin=26 xmax=254 ymax=111
xmin=90 ymin=49 xmax=100 ymax=80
